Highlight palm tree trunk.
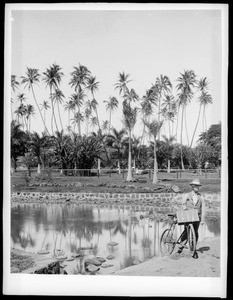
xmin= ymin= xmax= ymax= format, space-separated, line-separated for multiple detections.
xmin=126 ymin=129 xmax=133 ymax=181
xmin=108 ymin=110 xmax=112 ymax=135
xmin=158 ymin=92 xmax=161 ymax=141
xmin=184 ymin=106 xmax=189 ymax=146
xmin=57 ymin=103 xmax=63 ymax=131
xmin=180 ymin=106 xmax=185 ymax=170
xmin=202 ymin=107 xmax=205 ymax=133
xmin=175 ymin=107 xmax=180 ymax=141
xmin=190 ymin=104 xmax=202 ymax=148
xmin=153 ymin=138 xmax=159 ymax=184
xmin=138 ymin=120 xmax=146 ymax=161
xmin=204 ymin=107 xmax=207 ymax=132
xmin=167 ymin=159 xmax=171 ymax=173
xmin=117 ymin=158 xmax=121 ymax=174
xmin=78 ymin=106 xmax=81 ymax=136
xmin=31 ymin=86 xmax=49 ymax=135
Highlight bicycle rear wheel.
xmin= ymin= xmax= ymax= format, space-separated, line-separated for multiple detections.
xmin=160 ymin=228 xmax=176 ymax=256
xmin=187 ymin=224 xmax=196 ymax=254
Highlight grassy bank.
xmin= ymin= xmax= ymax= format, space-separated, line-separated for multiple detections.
xmin=11 ymin=171 xmax=221 ymax=194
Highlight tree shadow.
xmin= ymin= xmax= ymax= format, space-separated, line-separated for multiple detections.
xmin=197 ymin=246 xmax=210 ymax=253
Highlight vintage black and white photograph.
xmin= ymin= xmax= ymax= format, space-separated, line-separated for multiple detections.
xmin=3 ymin=3 xmax=228 ymax=297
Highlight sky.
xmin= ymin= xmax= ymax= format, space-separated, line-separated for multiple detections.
xmin=8 ymin=4 xmax=225 ymax=146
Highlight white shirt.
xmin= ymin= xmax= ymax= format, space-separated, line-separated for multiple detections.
xmin=191 ymin=191 xmax=198 ymax=205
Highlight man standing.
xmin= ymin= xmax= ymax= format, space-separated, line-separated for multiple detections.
xmin=178 ymin=178 xmax=206 ymax=258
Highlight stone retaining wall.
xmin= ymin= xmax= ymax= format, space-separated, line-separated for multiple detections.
xmin=11 ymin=192 xmax=221 ymax=211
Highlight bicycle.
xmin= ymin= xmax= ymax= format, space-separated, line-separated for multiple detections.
xmin=160 ymin=212 xmax=197 ymax=256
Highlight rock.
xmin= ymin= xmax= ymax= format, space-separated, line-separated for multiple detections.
xmin=56 ymin=256 xmax=67 ymax=261
xmin=172 ymin=185 xmax=180 ymax=193
xmin=108 ymin=241 xmax=118 ymax=247
xmin=101 ymin=263 xmax=114 ymax=268
xmin=96 ymin=257 xmax=106 ymax=263
xmin=86 ymin=264 xmax=99 ymax=273
xmin=71 ymin=253 xmax=81 ymax=258
xmin=37 ymin=250 xmax=50 ymax=255
xmin=106 ymin=255 xmax=115 ymax=260
xmin=65 ymin=257 xmax=75 ymax=262
xmin=79 ymin=246 xmax=93 ymax=250
xmin=84 ymin=258 xmax=102 ymax=266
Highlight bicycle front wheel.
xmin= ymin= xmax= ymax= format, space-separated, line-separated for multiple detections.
xmin=187 ymin=224 xmax=197 ymax=254
xmin=160 ymin=229 xmax=176 ymax=256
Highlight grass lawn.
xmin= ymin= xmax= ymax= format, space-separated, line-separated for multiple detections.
xmin=11 ymin=170 xmax=221 ymax=194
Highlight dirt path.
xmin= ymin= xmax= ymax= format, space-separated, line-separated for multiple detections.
xmin=113 ymin=236 xmax=220 ymax=277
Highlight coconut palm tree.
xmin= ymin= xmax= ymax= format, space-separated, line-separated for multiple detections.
xmin=64 ymin=99 xmax=75 ymax=132
xmin=11 ymin=75 xmax=19 ymax=92
xmin=21 ymin=67 xmax=49 ymax=135
xmin=162 ymin=135 xmax=176 ymax=173
xmin=71 ymin=112 xmax=84 ymax=133
xmin=11 ymin=120 xmax=28 ymax=172
xmin=70 ymin=90 xmax=86 ymax=136
xmin=106 ymin=127 xmax=127 ymax=174
xmin=90 ymin=116 xmax=98 ymax=132
xmin=51 ymin=130 xmax=72 ymax=174
xmin=69 ymin=64 xmax=91 ymax=91
xmin=101 ymin=120 xmax=109 ymax=134
xmin=114 ymin=72 xmax=131 ymax=95
xmin=86 ymin=76 xmax=101 ymax=132
xmin=28 ymin=131 xmax=48 ymax=173
xmin=176 ymin=70 xmax=197 ymax=169
xmin=40 ymin=100 xmax=50 ymax=133
xmin=137 ymin=90 xmax=154 ymax=160
xmin=153 ymin=75 xmax=172 ymax=140
xmin=42 ymin=63 xmax=64 ymax=134
xmin=161 ymin=94 xmax=177 ymax=138
xmin=84 ymin=107 xmax=92 ymax=136
xmin=122 ymin=100 xmax=138 ymax=181
xmin=51 ymin=89 xmax=65 ymax=131
xmin=144 ymin=119 xmax=163 ymax=184
xmin=190 ymin=77 xmax=213 ymax=148
xmin=11 ymin=75 xmax=20 ymax=119
xmin=25 ymin=104 xmax=35 ymax=132
xmin=115 ymin=72 xmax=138 ymax=180
xmin=104 ymin=96 xmax=119 ymax=134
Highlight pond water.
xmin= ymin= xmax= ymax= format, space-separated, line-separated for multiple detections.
xmin=11 ymin=203 xmax=220 ymax=275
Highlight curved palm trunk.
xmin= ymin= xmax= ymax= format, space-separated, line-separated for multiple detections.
xmin=108 ymin=110 xmax=112 ymax=135
xmin=204 ymin=107 xmax=207 ymax=132
xmin=180 ymin=106 xmax=185 ymax=170
xmin=126 ymin=129 xmax=133 ymax=181
xmin=190 ymin=104 xmax=202 ymax=148
xmin=153 ymin=138 xmax=159 ymax=184
xmin=138 ymin=121 xmax=146 ymax=160
xmin=184 ymin=106 xmax=189 ymax=146
xmin=31 ymin=86 xmax=49 ymax=135
xmin=175 ymin=107 xmax=180 ymax=141
xmin=57 ymin=103 xmax=63 ymax=131
xmin=50 ymin=88 xmax=59 ymax=134
xmin=78 ymin=106 xmax=81 ymax=136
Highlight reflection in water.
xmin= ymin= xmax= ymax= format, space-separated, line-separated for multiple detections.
xmin=11 ymin=203 xmax=220 ymax=275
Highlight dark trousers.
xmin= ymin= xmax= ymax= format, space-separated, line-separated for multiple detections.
xmin=180 ymin=221 xmax=200 ymax=243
